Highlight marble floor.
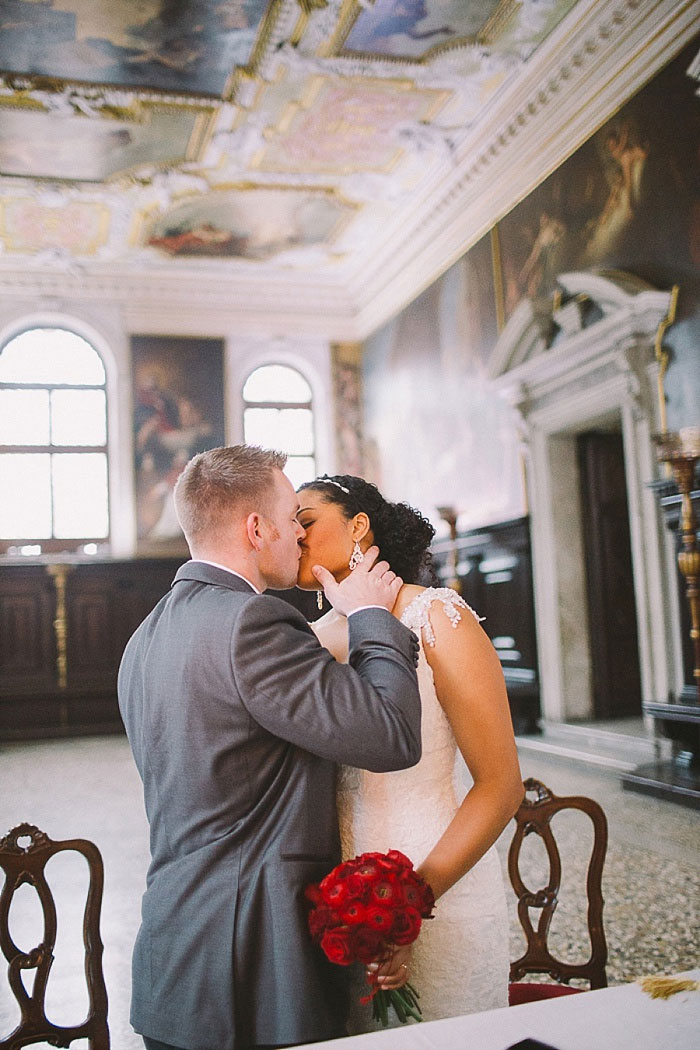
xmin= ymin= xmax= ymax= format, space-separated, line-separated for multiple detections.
xmin=0 ymin=736 xmax=698 ymax=1049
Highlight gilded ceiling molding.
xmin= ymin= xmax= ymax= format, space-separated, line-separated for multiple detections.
xmin=0 ymin=79 xmax=217 ymax=118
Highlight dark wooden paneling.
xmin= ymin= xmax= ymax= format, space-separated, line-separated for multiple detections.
xmin=433 ymin=517 xmax=540 ymax=734
xmin=0 ymin=558 xmax=184 ymax=740
xmin=0 ymin=568 xmax=56 ymax=696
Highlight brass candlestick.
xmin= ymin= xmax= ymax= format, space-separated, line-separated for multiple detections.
xmin=655 ymin=428 xmax=700 ymax=700
xmin=437 ymin=506 xmax=461 ymax=594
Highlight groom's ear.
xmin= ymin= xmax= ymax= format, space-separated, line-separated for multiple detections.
xmin=245 ymin=512 xmax=263 ymax=551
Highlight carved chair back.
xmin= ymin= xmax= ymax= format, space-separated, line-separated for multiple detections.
xmin=0 ymin=823 xmax=110 ymax=1049
xmin=508 ymin=777 xmax=608 ymax=998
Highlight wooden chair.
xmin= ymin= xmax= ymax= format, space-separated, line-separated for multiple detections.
xmin=0 ymin=823 xmax=110 ymax=1049
xmin=508 ymin=777 xmax=608 ymax=1005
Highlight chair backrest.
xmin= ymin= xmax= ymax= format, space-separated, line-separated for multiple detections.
xmin=508 ymin=777 xmax=608 ymax=990
xmin=0 ymin=823 xmax=110 ymax=1049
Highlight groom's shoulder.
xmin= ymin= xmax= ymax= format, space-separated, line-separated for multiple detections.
xmin=236 ymin=591 xmax=312 ymax=631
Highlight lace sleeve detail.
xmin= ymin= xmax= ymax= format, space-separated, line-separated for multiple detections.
xmin=400 ymin=587 xmax=484 ymax=648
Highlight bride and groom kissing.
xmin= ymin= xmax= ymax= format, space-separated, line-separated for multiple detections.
xmin=118 ymin=444 xmax=523 ymax=1050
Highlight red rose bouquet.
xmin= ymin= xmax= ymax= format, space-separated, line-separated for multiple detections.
xmin=305 ymin=849 xmax=435 ymax=1026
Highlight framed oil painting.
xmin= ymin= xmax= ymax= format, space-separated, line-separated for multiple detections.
xmin=131 ymin=335 xmax=226 ymax=554
xmin=337 ymin=0 xmax=504 ymax=61
xmin=0 ymin=105 xmax=207 ymax=182
xmin=144 ymin=185 xmax=356 ymax=259
xmin=496 ymin=39 xmax=700 ymax=320
xmin=0 ymin=0 xmax=276 ymax=97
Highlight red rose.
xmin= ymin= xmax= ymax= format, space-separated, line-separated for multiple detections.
xmin=346 ymin=872 xmax=370 ymax=900
xmin=320 ymin=927 xmax=355 ymax=966
xmin=341 ymin=899 xmax=368 ymax=925
xmin=354 ymin=857 xmax=381 ymax=880
xmin=365 ymin=905 xmax=393 ymax=933
xmin=332 ymin=860 xmax=353 ymax=880
xmin=320 ymin=877 xmax=350 ymax=908
xmin=387 ymin=849 xmax=413 ymax=869
xmin=419 ymin=881 xmax=435 ymax=916
xmin=308 ymin=904 xmax=335 ymax=940
xmin=304 ymin=883 xmax=322 ymax=906
xmin=352 ymin=927 xmax=384 ymax=964
xmin=399 ymin=879 xmax=421 ymax=908
xmin=390 ymin=906 xmax=422 ymax=945
xmin=370 ymin=878 xmax=400 ymax=907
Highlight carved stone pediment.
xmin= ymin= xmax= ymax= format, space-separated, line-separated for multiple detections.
xmin=488 ymin=270 xmax=672 ymax=393
xmin=489 ymin=267 xmax=678 ymax=726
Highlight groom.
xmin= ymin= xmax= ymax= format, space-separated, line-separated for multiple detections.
xmin=118 ymin=444 xmax=422 ymax=1050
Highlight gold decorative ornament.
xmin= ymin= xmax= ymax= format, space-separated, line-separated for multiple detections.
xmin=654 ymin=427 xmax=700 ymax=700
xmin=46 ymin=563 xmax=73 ymax=698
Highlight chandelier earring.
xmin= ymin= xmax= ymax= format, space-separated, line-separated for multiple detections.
xmin=316 ymin=590 xmax=324 ymax=611
xmin=349 ymin=540 xmax=364 ymax=571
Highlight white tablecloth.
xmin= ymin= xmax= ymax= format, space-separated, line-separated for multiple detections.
xmin=297 ymin=972 xmax=700 ymax=1050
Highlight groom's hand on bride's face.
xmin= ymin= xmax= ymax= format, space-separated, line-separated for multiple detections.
xmin=312 ymin=545 xmax=403 ymax=617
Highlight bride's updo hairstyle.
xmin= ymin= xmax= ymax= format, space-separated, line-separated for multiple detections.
xmin=298 ymin=474 xmax=437 ymax=585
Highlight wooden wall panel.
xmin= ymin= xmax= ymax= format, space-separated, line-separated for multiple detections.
xmin=434 ymin=517 xmax=540 ymax=734
xmin=0 ymin=558 xmax=184 ymax=739
xmin=0 ymin=569 xmax=55 ymax=695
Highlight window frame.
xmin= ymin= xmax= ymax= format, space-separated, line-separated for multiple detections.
xmin=0 ymin=327 xmax=110 ymax=555
xmin=242 ymin=363 xmax=317 ymax=484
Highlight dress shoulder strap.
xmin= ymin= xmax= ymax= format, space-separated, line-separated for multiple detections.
xmin=399 ymin=587 xmax=484 ymax=647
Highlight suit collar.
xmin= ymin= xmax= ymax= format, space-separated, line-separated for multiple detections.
xmin=173 ymin=560 xmax=258 ymax=594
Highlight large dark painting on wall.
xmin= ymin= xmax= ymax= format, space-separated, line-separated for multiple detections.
xmin=497 ymin=40 xmax=700 ymax=319
xmin=0 ymin=0 xmax=273 ymax=97
xmin=131 ymin=335 xmax=225 ymax=553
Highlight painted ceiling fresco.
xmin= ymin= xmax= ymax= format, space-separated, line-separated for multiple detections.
xmin=0 ymin=0 xmax=581 ymax=264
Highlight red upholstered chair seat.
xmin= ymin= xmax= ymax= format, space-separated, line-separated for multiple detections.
xmin=508 ymin=982 xmax=583 ymax=1006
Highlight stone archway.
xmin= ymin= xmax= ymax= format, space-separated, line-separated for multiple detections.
xmin=491 ymin=271 xmax=680 ymax=724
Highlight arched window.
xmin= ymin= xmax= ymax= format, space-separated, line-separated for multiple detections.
xmin=0 ymin=328 xmax=109 ymax=555
xmin=242 ymin=364 xmax=316 ymax=489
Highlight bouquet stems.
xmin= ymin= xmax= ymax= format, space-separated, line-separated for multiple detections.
xmin=371 ymin=981 xmax=422 ymax=1026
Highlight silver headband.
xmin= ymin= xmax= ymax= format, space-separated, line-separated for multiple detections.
xmin=318 ymin=478 xmax=350 ymax=494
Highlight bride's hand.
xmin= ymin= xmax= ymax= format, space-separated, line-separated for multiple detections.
xmin=367 ymin=943 xmax=413 ymax=990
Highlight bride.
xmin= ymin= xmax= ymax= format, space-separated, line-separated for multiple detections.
xmin=296 ymin=474 xmax=523 ymax=1028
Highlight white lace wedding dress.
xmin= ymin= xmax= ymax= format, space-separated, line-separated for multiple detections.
xmin=328 ymin=588 xmax=510 ymax=1030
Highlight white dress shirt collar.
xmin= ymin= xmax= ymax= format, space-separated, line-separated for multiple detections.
xmin=190 ymin=559 xmax=261 ymax=594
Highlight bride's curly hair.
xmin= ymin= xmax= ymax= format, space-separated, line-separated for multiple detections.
xmin=298 ymin=474 xmax=437 ymax=585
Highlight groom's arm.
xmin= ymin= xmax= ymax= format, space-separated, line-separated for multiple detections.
xmin=231 ymin=595 xmax=421 ymax=771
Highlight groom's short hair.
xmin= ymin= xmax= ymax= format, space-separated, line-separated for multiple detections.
xmin=174 ymin=444 xmax=287 ymax=541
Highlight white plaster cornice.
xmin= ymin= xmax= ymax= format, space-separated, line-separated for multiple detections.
xmin=349 ymin=0 xmax=699 ymax=336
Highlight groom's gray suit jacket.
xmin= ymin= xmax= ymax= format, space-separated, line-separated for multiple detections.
xmin=117 ymin=561 xmax=421 ymax=1050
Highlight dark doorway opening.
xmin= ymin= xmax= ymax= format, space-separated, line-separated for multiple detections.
xmin=578 ymin=430 xmax=642 ymax=718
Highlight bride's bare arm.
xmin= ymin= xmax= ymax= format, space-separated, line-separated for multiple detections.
xmin=418 ymin=607 xmax=523 ymax=899
xmin=373 ymin=603 xmax=523 ymax=991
